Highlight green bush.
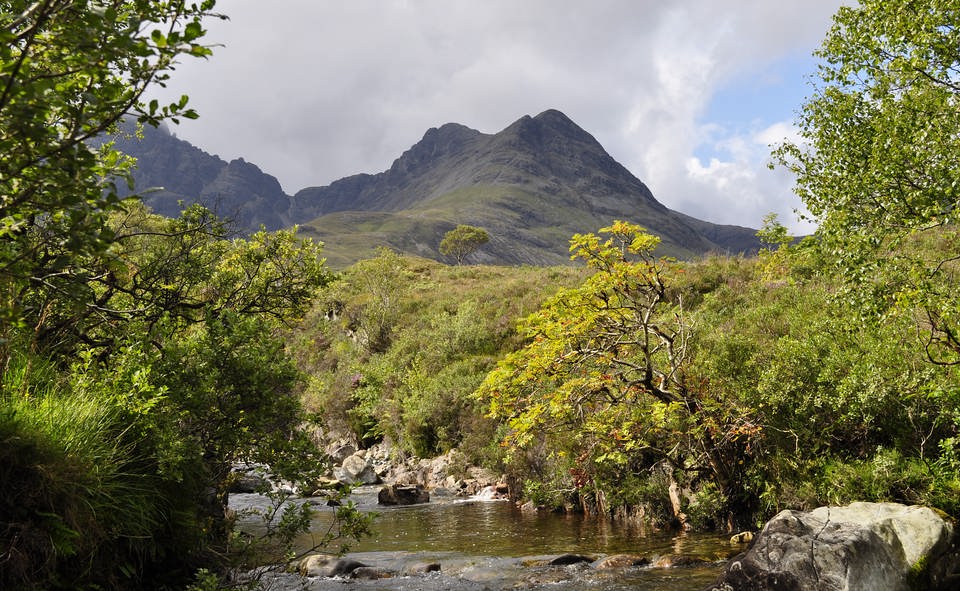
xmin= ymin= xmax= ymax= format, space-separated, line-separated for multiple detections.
xmin=293 ymin=253 xmax=583 ymax=460
xmin=817 ymin=448 xmax=958 ymax=511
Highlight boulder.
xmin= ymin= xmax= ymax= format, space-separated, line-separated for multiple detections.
xmin=402 ymin=561 xmax=441 ymax=575
xmin=350 ymin=566 xmax=395 ymax=579
xmin=548 ymin=553 xmax=594 ymax=566
xmin=325 ymin=440 xmax=358 ymax=464
xmin=706 ymin=502 xmax=959 ymax=591
xmin=298 ymin=554 xmax=367 ymax=577
xmin=387 ymin=466 xmax=429 ymax=487
xmin=227 ymin=470 xmax=267 ymax=493
xmin=304 ymin=475 xmax=347 ymax=497
xmin=334 ymin=453 xmax=380 ymax=485
xmin=378 ymin=483 xmax=430 ymax=505
xmin=593 ymin=554 xmax=650 ymax=569
xmin=651 ymin=554 xmax=710 ymax=568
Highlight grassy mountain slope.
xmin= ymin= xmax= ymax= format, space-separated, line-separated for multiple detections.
xmin=295 ymin=110 xmax=761 ymax=267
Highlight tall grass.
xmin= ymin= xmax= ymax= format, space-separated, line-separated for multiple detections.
xmin=0 ymin=351 xmax=168 ymax=590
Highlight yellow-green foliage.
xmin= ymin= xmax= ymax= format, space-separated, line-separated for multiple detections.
xmin=469 ymin=222 xmax=960 ymax=527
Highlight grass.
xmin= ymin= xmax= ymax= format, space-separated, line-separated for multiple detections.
xmin=291 ymin=254 xmax=587 ymax=458
xmin=298 ymin=182 xmax=707 ymax=269
xmin=0 ymin=352 xmax=170 ymax=590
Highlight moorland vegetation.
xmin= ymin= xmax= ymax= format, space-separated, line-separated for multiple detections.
xmin=1 ymin=0 xmax=959 ymax=590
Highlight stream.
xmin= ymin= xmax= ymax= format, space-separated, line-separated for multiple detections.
xmin=232 ymin=486 xmax=733 ymax=590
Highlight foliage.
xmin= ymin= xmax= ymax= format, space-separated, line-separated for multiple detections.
xmin=0 ymin=201 xmax=337 ymax=589
xmin=691 ymin=233 xmax=960 ymax=523
xmin=474 ymin=221 xmax=759 ymax=525
xmin=292 ymin=252 xmax=585 ymax=460
xmin=0 ymin=4 xmax=345 ymax=578
xmin=0 ymin=4 xmax=364 ymax=585
xmin=0 ymin=352 xmax=166 ymax=590
xmin=290 ymin=213 xmax=960 ymax=530
xmin=465 ymin=218 xmax=960 ymax=527
xmin=774 ymin=0 xmax=960 ymax=364
xmin=0 ymin=0 xmax=222 ymax=336
xmin=439 ymin=224 xmax=490 ymax=265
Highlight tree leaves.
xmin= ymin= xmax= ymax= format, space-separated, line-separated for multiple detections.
xmin=774 ymin=0 xmax=960 ymax=364
xmin=475 ymin=222 xmax=747 ymax=516
xmin=439 ymin=224 xmax=490 ymax=265
xmin=0 ymin=1 xmax=222 ymax=343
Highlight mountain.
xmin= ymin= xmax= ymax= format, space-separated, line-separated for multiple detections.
xmin=104 ymin=120 xmax=291 ymax=231
xmin=109 ymin=110 xmax=762 ymax=266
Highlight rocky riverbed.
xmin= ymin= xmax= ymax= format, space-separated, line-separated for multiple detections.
xmin=230 ymin=438 xmax=960 ymax=591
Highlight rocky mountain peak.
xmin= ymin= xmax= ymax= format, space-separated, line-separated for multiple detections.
xmin=108 ymin=109 xmax=762 ymax=267
xmin=500 ymin=109 xmax=604 ymax=152
xmin=389 ymin=122 xmax=482 ymax=176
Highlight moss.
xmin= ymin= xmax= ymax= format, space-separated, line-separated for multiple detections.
xmin=906 ymin=554 xmax=930 ymax=591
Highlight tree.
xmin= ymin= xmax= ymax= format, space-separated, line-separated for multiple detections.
xmin=0 ymin=0 xmax=221 ymax=343
xmin=439 ymin=224 xmax=490 ymax=265
xmin=474 ymin=222 xmax=754 ymax=524
xmin=0 ymin=4 xmax=370 ymax=588
xmin=0 ymin=200 xmax=337 ymax=589
xmin=755 ymin=213 xmax=795 ymax=280
xmin=774 ymin=0 xmax=960 ymax=364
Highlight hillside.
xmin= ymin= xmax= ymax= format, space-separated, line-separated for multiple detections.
xmin=109 ymin=110 xmax=763 ymax=266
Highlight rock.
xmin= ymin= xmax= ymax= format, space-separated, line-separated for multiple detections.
xmin=388 ymin=466 xmax=428 ymax=487
xmin=350 ymin=566 xmax=395 ymax=579
xmin=548 ymin=553 xmax=594 ymax=566
xmin=706 ymin=502 xmax=959 ymax=591
xmin=334 ymin=453 xmax=381 ymax=485
xmin=298 ymin=554 xmax=367 ymax=577
xmin=519 ymin=500 xmax=543 ymax=513
xmin=430 ymin=486 xmax=455 ymax=499
xmin=378 ymin=483 xmax=430 ymax=505
xmin=227 ymin=470 xmax=267 ymax=493
xmin=304 ymin=475 xmax=345 ymax=496
xmin=593 ymin=554 xmax=650 ymax=569
xmin=652 ymin=554 xmax=710 ymax=568
xmin=474 ymin=484 xmax=508 ymax=500
xmin=402 ymin=561 xmax=442 ymax=574
xmin=325 ymin=440 xmax=358 ymax=464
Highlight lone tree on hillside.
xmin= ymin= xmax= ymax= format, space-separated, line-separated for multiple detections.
xmin=439 ymin=224 xmax=490 ymax=265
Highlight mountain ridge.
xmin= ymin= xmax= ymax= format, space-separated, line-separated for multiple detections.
xmin=109 ymin=109 xmax=762 ymax=267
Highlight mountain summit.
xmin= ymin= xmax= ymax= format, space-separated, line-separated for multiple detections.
xmin=111 ymin=110 xmax=762 ymax=266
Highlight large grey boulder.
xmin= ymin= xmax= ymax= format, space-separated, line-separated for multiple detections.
xmin=707 ymin=502 xmax=959 ymax=591
xmin=334 ymin=453 xmax=381 ymax=485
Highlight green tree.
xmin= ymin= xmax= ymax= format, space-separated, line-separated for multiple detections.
xmin=474 ymin=222 xmax=754 ymax=525
xmin=755 ymin=213 xmax=795 ymax=280
xmin=0 ymin=0 xmax=220 ymax=342
xmin=0 ymin=3 xmax=369 ymax=588
xmin=0 ymin=202 xmax=337 ymax=589
xmin=774 ymin=0 xmax=960 ymax=364
xmin=439 ymin=224 xmax=490 ymax=265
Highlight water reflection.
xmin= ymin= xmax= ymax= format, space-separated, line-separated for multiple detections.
xmin=310 ymin=493 xmax=727 ymax=558
xmin=234 ymin=488 xmax=732 ymax=591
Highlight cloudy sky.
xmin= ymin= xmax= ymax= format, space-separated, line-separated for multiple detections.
xmin=150 ymin=0 xmax=846 ymax=234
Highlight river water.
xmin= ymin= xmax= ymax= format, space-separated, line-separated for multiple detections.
xmin=233 ymin=486 xmax=733 ymax=590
